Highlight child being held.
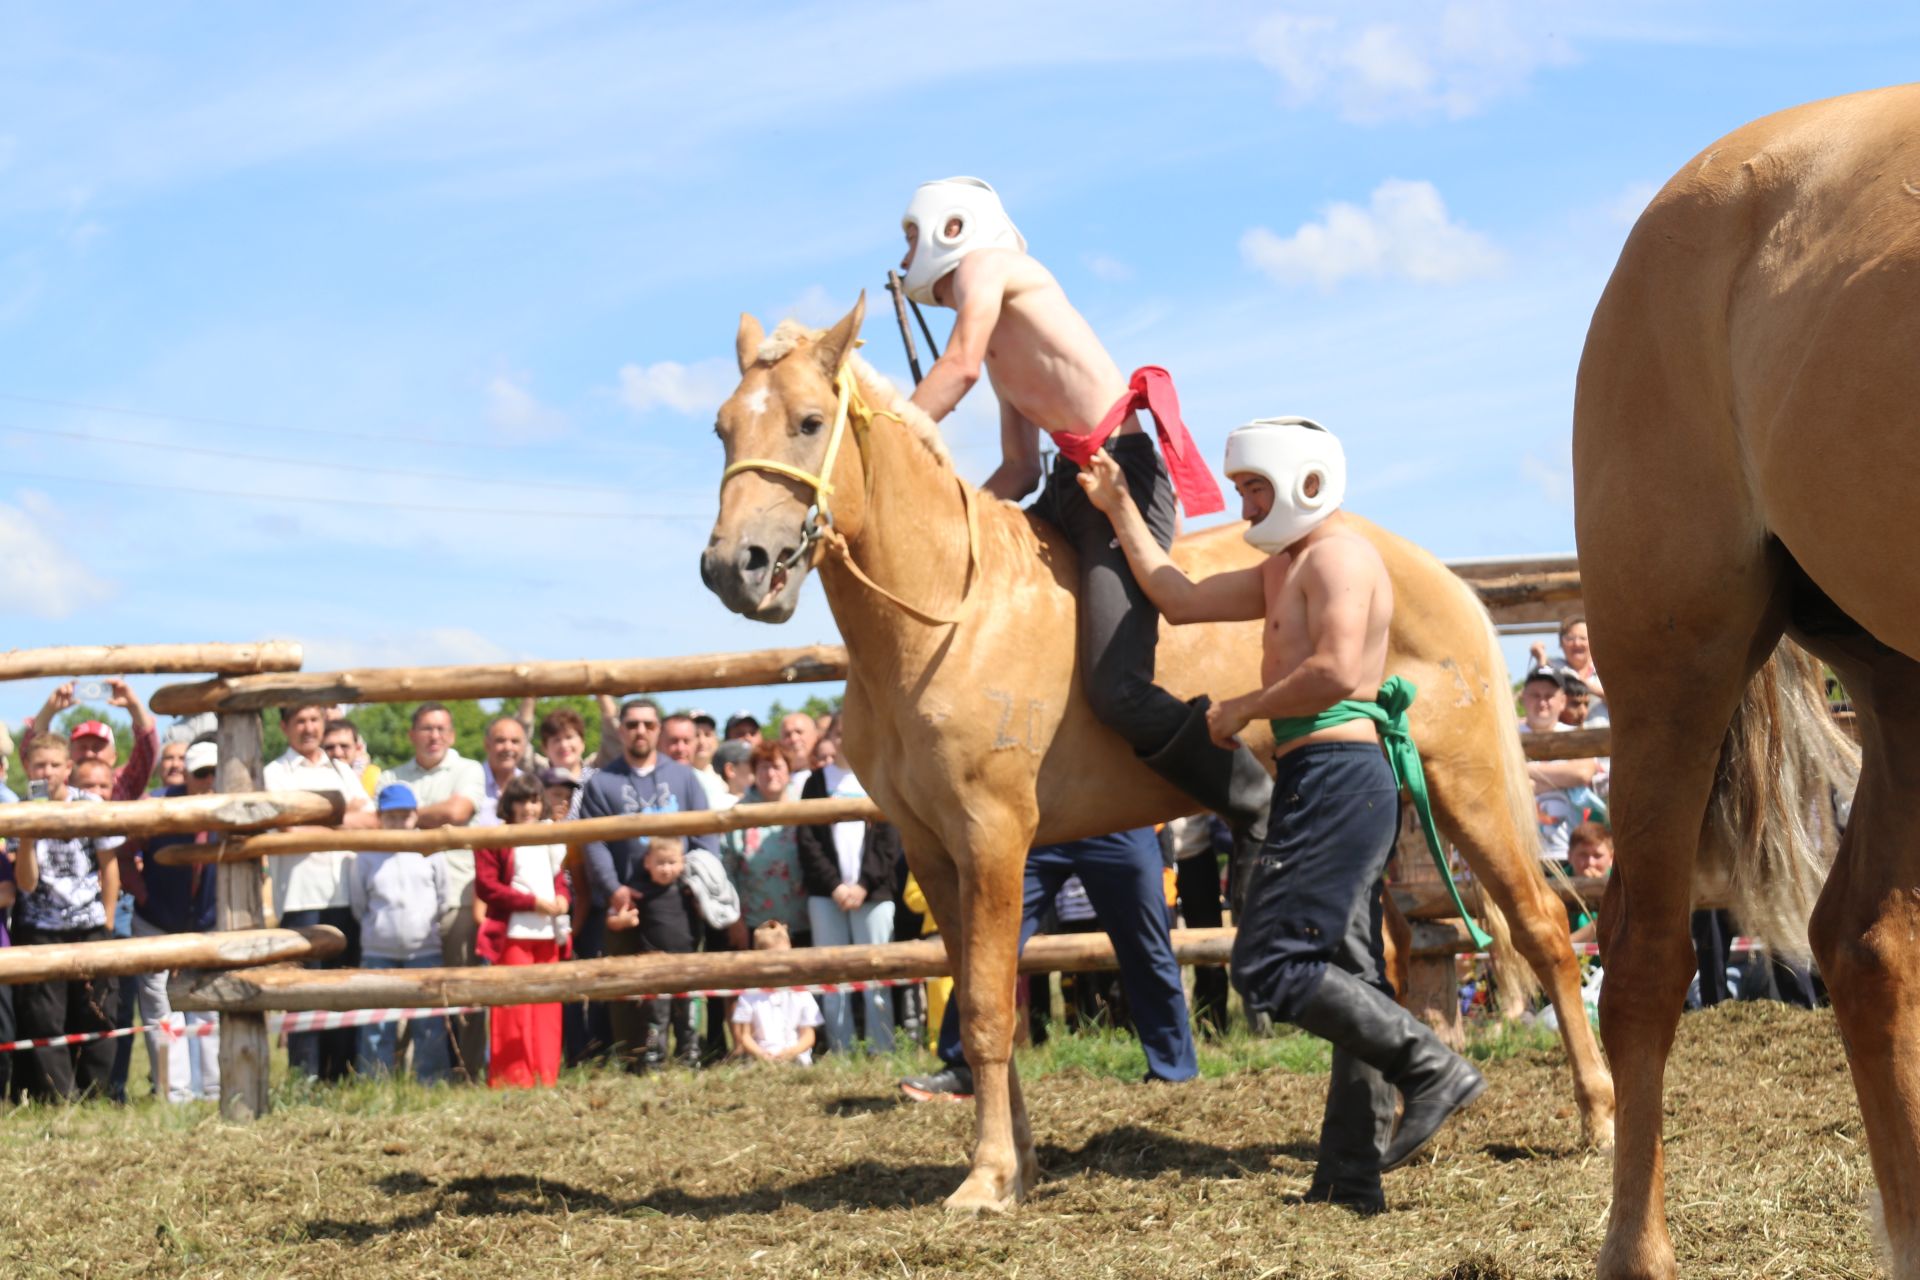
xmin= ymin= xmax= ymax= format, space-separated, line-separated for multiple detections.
xmin=732 ymin=920 xmax=824 ymax=1066
xmin=608 ymin=835 xmax=702 ymax=1069
xmin=347 ymin=783 xmax=451 ymax=1083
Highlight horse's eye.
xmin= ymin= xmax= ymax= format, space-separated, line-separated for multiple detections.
xmin=800 ymin=414 xmax=825 ymax=436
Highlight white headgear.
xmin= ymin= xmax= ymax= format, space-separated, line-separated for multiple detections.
xmin=1222 ymin=417 xmax=1347 ymax=554
xmin=901 ymin=177 xmax=1026 ymax=306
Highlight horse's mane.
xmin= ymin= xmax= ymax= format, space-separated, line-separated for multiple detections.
xmin=757 ymin=320 xmax=954 ymax=470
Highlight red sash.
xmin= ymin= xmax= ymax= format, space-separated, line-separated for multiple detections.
xmin=1050 ymin=366 xmax=1225 ymax=517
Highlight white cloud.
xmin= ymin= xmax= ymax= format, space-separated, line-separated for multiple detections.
xmin=1084 ymin=253 xmax=1134 ymax=282
xmin=483 ymin=372 xmax=568 ymax=440
xmin=1252 ymin=2 xmax=1576 ymax=123
xmin=616 ymin=358 xmax=736 ymax=417
xmin=783 ymin=284 xmax=847 ymax=328
xmin=301 ymin=626 xmax=513 ymax=672
xmin=1606 ymin=179 xmax=1660 ymax=227
xmin=1521 ymin=452 xmax=1573 ymax=509
xmin=0 ymin=491 xmax=114 ymax=618
xmin=1241 ymin=179 xmax=1502 ymax=291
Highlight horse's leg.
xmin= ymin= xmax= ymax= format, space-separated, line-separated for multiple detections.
xmin=944 ymin=806 xmax=1037 ymax=1214
xmin=1430 ymin=775 xmax=1614 ymax=1149
xmin=1808 ymin=648 xmax=1920 ymax=1277
xmin=1588 ymin=603 xmax=1780 ymax=1280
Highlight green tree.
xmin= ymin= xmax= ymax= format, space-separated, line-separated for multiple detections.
xmin=763 ymin=693 xmax=844 ymax=737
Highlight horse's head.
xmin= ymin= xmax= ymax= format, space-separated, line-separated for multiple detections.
xmin=701 ymin=293 xmax=868 ymax=622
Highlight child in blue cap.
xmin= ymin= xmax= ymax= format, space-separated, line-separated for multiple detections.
xmin=347 ymin=783 xmax=452 ymax=1083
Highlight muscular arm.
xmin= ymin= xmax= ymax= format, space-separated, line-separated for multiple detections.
xmin=1078 ymin=450 xmax=1263 ymax=623
xmin=909 ymin=253 xmax=1008 ymax=424
xmin=1229 ymin=540 xmax=1380 ymax=722
xmin=983 ymin=399 xmax=1043 ymax=501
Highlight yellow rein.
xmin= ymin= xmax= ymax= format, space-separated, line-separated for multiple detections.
xmin=721 ymin=368 xmax=978 ymax=627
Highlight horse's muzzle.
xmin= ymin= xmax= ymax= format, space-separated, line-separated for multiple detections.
xmin=700 ymin=538 xmax=802 ymax=621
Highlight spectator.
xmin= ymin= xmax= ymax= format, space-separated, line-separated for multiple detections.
xmin=733 ymin=921 xmax=824 ymax=1065
xmin=347 ymin=784 xmax=451 ymax=1083
xmin=579 ymin=698 xmax=716 ymax=1069
xmin=475 ymin=774 xmax=571 ymax=1088
xmin=541 ymin=767 xmax=580 ymax=823
xmin=11 ymin=736 xmax=121 ymax=1100
xmin=659 ymin=711 xmax=744 ymax=1060
xmin=607 ymin=836 xmax=703 ymax=1070
xmin=660 ymin=713 xmax=700 ymax=770
xmin=26 ymin=679 xmax=160 ymax=801
xmin=900 ymin=873 xmax=951 ymax=1051
xmin=0 ymin=737 xmax=19 ymax=1100
xmin=477 ymin=716 xmax=529 ymax=827
xmin=1566 ymin=822 xmax=1613 ymax=943
xmin=116 ymin=740 xmax=222 ymax=1103
xmin=266 ymin=703 xmax=378 ymax=1082
xmin=537 ymin=707 xmax=591 ymax=783
xmin=378 ymin=702 xmax=488 ymax=1081
xmin=901 ymin=829 xmax=1199 ymax=1101
xmin=797 ymin=716 xmax=898 ymax=1053
xmin=1530 ymin=615 xmax=1607 ymax=718
xmin=724 ymin=711 xmax=761 ymax=742
xmin=1559 ymin=675 xmax=1608 ymax=730
xmin=155 ymin=740 xmax=188 ymax=792
xmin=777 ymin=712 xmax=819 ymax=776
xmin=677 ymin=711 xmax=729 ymax=807
xmin=720 ymin=740 xmax=809 ymax=943
xmin=710 ymin=739 xmax=753 ymax=806
xmin=322 ymin=718 xmax=381 ymax=798
xmin=1517 ymin=669 xmax=1599 ymax=864
xmin=1165 ymin=813 xmax=1232 ymax=1037
xmin=691 ymin=711 xmax=720 ymax=767
xmin=71 ymin=755 xmax=141 ymax=1102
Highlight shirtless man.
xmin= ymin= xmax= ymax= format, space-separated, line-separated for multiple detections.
xmin=1080 ymin=416 xmax=1485 ymax=1214
xmin=900 ymin=176 xmax=1272 ymax=866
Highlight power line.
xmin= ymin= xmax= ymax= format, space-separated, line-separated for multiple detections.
xmin=3 ymin=468 xmax=711 ymax=522
xmin=0 ymin=390 xmax=671 ymax=457
xmin=0 ymin=421 xmax=633 ymax=494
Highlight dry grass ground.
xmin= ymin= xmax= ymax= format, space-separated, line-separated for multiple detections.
xmin=0 ymin=1002 xmax=1879 ymax=1279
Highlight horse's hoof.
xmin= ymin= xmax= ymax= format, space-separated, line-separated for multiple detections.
xmin=944 ymin=1171 xmax=1019 ymax=1215
xmin=1583 ymin=1113 xmax=1617 ymax=1153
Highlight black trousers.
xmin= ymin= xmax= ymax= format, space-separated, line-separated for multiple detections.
xmin=1229 ymin=745 xmax=1401 ymax=1020
xmin=1175 ymin=851 xmax=1231 ymax=1034
xmin=14 ymin=923 xmax=119 ymax=1101
xmin=1027 ymin=434 xmax=1186 ymax=754
xmin=280 ymin=907 xmax=360 ymax=1081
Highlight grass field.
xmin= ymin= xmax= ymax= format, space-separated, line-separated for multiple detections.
xmin=0 ymin=1003 xmax=1879 ymax=1278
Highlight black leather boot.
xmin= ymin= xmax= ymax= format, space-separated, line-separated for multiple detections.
xmin=1290 ymin=965 xmax=1486 ymax=1173
xmin=1303 ymin=1047 xmax=1393 ymax=1213
xmin=1138 ymin=697 xmax=1274 ymax=903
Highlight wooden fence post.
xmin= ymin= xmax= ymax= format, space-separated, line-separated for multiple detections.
xmin=214 ymin=711 xmax=270 ymax=1120
xmin=1394 ymin=798 xmax=1466 ymax=1051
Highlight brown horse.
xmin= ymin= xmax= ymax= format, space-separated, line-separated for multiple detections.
xmin=1573 ymin=87 xmax=1906 ymax=1278
xmin=702 ymin=296 xmax=1613 ymax=1210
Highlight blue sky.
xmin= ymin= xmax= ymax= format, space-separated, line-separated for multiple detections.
xmin=1 ymin=3 xmax=1914 ymax=734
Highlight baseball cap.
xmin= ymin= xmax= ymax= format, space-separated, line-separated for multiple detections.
xmin=184 ymin=741 xmax=218 ymax=775
xmin=70 ymin=719 xmax=113 ymax=744
xmin=376 ymin=783 xmax=419 ymax=812
xmin=538 ymin=767 xmax=581 ymax=789
xmin=1522 ymin=666 xmax=1567 ymax=690
xmin=688 ymin=708 xmax=717 ymax=729
xmin=725 ymin=710 xmax=761 ymax=734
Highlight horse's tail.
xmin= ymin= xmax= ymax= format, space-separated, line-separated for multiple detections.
xmin=1472 ymin=590 xmax=1541 ymax=1008
xmin=1697 ymin=636 xmax=1858 ymax=958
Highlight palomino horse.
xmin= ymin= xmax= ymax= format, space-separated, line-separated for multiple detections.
xmin=702 ymin=296 xmax=1613 ymax=1210
xmin=1575 ymin=87 xmax=1902 ymax=1278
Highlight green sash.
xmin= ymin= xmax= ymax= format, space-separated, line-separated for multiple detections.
xmin=1269 ymin=674 xmax=1491 ymax=948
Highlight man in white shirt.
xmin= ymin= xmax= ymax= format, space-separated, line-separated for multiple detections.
xmin=377 ymin=701 xmax=488 ymax=1080
xmin=263 ymin=703 xmax=378 ymax=1081
xmin=476 ymin=716 xmax=529 ymax=827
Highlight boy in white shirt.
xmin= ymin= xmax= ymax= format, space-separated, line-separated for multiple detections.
xmin=348 ymin=784 xmax=451 ymax=1082
xmin=732 ymin=921 xmax=824 ymax=1066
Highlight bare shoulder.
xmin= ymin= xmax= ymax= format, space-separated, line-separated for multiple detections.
xmin=956 ymin=246 xmax=1055 ymax=298
xmin=1295 ymin=528 xmax=1389 ymax=586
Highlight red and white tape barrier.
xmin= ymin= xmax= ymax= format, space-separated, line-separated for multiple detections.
xmin=0 ymin=1013 xmax=213 ymax=1055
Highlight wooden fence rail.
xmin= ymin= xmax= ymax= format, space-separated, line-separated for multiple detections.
xmin=0 ymin=790 xmax=344 ymax=840
xmin=0 ymin=926 xmax=345 ymax=986
xmin=171 ymin=927 xmax=1237 ymax=1013
xmin=0 ymin=641 xmax=303 ymax=681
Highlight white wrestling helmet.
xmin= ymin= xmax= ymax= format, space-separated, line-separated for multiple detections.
xmin=1222 ymin=417 xmax=1347 ymax=554
xmin=902 ymin=177 xmax=1027 ymax=306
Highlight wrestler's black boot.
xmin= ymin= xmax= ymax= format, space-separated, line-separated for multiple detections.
xmin=1303 ymin=1048 xmax=1393 ymax=1214
xmin=1137 ymin=696 xmax=1273 ymax=906
xmin=1289 ymin=966 xmax=1487 ymax=1173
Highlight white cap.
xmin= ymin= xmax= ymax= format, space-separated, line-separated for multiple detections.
xmin=1222 ymin=417 xmax=1347 ymax=554
xmin=184 ymin=741 xmax=218 ymax=774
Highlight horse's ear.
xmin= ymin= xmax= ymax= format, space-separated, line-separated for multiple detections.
xmin=812 ymin=292 xmax=867 ymax=378
xmin=736 ymin=313 xmax=765 ymax=373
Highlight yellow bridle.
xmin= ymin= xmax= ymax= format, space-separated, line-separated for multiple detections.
xmin=720 ymin=366 xmax=977 ymax=627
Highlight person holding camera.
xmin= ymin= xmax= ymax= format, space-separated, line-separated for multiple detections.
xmin=22 ymin=678 xmax=159 ymax=802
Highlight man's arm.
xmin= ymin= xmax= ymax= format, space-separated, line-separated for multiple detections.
xmin=1077 ymin=449 xmax=1264 ymax=623
xmin=106 ymin=680 xmax=158 ymax=800
xmin=25 ymin=683 xmax=75 ymax=752
xmin=576 ymin=779 xmax=622 ymax=907
xmin=983 ymin=400 xmax=1044 ymax=502
xmin=1213 ymin=541 xmax=1379 ymax=743
xmin=416 ymin=762 xmax=481 ymax=829
xmin=1529 ymin=758 xmax=1599 ymax=789
xmin=97 ymin=842 xmax=120 ymax=933
xmin=909 ymin=251 xmax=1010 ymax=424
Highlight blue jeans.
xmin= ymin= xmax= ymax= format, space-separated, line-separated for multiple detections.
xmin=355 ymin=955 xmax=450 ymax=1084
xmin=939 ymin=829 xmax=1198 ymax=1082
xmin=807 ymin=896 xmax=896 ymax=1053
